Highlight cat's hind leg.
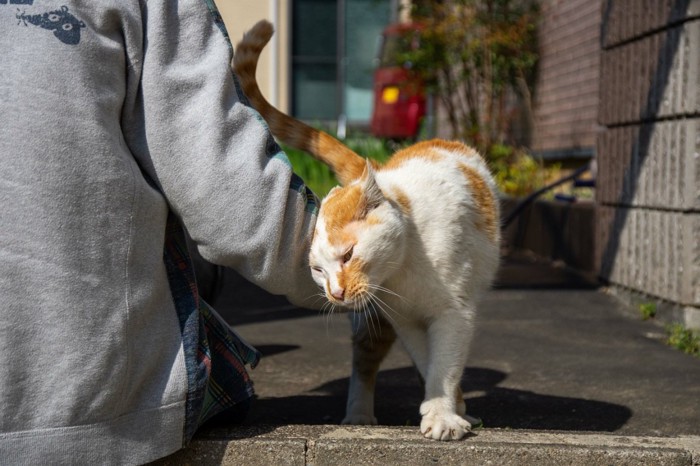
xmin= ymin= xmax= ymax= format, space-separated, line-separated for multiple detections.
xmin=342 ymin=312 xmax=396 ymax=425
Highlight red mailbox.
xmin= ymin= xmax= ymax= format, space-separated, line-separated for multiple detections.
xmin=370 ymin=23 xmax=426 ymax=140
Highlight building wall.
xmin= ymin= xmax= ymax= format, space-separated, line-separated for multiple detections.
xmin=596 ymin=0 xmax=700 ymax=328
xmin=215 ymin=0 xmax=389 ymax=123
xmin=530 ymin=0 xmax=601 ymax=159
xmin=214 ymin=0 xmax=291 ymax=113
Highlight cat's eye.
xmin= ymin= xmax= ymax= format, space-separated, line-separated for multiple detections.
xmin=311 ymin=266 xmax=323 ymax=274
xmin=342 ymin=247 xmax=354 ymax=264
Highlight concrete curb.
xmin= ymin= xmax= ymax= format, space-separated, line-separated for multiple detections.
xmin=156 ymin=426 xmax=700 ymax=465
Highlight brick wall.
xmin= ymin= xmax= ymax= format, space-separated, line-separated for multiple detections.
xmin=530 ymin=0 xmax=601 ymax=158
xmin=596 ymin=0 xmax=700 ymax=327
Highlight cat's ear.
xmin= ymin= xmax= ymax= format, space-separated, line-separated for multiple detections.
xmin=326 ymin=186 xmax=341 ymax=197
xmin=359 ymin=159 xmax=384 ymax=215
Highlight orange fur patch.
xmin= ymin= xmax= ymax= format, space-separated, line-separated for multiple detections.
xmin=459 ymin=164 xmax=498 ymax=242
xmin=389 ymin=187 xmax=412 ymax=215
xmin=383 ymin=143 xmax=444 ymax=170
xmin=365 ymin=213 xmax=383 ymax=226
xmin=426 ymin=139 xmax=483 ymax=163
xmin=380 ymin=139 xmax=482 ymax=172
xmin=322 ymin=185 xmax=363 ymax=243
xmin=338 ymin=258 xmax=368 ymax=300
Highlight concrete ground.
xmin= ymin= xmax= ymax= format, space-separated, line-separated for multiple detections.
xmin=156 ymin=255 xmax=700 ymax=465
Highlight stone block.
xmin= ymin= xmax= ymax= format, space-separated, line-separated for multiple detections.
xmin=600 ymin=21 xmax=700 ymax=125
xmin=153 ymin=439 xmax=307 ymax=466
xmin=596 ymin=118 xmax=700 ymax=211
xmin=596 ymin=206 xmax=699 ymax=306
xmin=603 ymin=0 xmax=700 ymax=47
xmin=313 ymin=439 xmax=691 ymax=466
xmin=657 ymin=21 xmax=699 ymax=119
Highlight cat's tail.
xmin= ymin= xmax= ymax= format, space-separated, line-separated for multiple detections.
xmin=233 ymin=20 xmax=366 ymax=185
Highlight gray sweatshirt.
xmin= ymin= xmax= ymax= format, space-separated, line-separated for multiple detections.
xmin=0 ymin=1 xmax=319 ymax=463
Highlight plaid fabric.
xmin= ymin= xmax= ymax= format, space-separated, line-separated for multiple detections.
xmin=162 ymin=212 xmax=260 ymax=443
xmin=197 ymin=299 xmax=260 ymax=424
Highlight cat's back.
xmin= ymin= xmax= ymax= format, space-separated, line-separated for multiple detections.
xmin=376 ymin=139 xmax=499 ymax=245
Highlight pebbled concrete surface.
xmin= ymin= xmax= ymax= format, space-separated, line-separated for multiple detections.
xmin=156 ymin=426 xmax=700 ymax=465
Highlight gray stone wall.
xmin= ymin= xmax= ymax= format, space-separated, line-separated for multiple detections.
xmin=596 ymin=0 xmax=700 ymax=328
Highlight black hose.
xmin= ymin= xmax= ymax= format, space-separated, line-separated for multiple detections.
xmin=501 ymin=163 xmax=591 ymax=230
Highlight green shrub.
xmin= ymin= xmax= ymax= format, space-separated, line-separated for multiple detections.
xmin=488 ymin=143 xmax=560 ymax=197
xmin=666 ymin=324 xmax=700 ymax=358
xmin=285 ymin=137 xmax=563 ymax=200
xmin=284 ymin=146 xmax=339 ymax=197
xmin=281 ymin=136 xmax=395 ymax=198
xmin=639 ymin=302 xmax=657 ymax=320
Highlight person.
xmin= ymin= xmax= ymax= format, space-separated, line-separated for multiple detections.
xmin=0 ymin=1 xmax=322 ymax=464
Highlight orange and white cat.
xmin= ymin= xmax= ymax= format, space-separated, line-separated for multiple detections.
xmin=234 ymin=21 xmax=500 ymax=441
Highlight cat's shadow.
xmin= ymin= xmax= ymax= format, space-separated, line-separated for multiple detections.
xmin=242 ymin=366 xmax=632 ymax=432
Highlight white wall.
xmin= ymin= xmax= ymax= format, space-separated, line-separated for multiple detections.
xmin=213 ymin=0 xmax=290 ymax=112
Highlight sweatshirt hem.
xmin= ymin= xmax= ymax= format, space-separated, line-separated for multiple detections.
xmin=0 ymin=401 xmax=186 ymax=465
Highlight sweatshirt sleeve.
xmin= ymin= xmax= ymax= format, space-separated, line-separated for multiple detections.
xmin=121 ymin=0 xmax=321 ymax=308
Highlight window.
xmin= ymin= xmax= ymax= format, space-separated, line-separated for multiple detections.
xmin=291 ymin=0 xmax=391 ymax=124
xmin=291 ymin=0 xmax=338 ymax=120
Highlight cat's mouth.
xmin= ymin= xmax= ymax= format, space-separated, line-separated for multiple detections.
xmin=326 ymin=295 xmax=358 ymax=309
xmin=326 ymin=289 xmax=373 ymax=312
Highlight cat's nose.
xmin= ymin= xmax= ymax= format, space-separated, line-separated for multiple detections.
xmin=331 ymin=288 xmax=345 ymax=301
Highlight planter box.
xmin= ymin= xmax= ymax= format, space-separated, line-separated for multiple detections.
xmin=501 ymin=198 xmax=597 ymax=274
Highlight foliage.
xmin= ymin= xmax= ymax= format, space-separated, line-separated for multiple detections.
xmin=284 ymin=145 xmax=339 ymax=198
xmin=346 ymin=136 xmax=396 ymax=164
xmin=286 ymin=135 xmax=562 ymax=198
xmin=404 ymin=0 xmax=539 ymax=155
xmin=639 ymin=302 xmax=657 ymax=321
xmin=665 ymin=324 xmax=700 ymax=358
xmin=488 ymin=143 xmax=559 ymax=197
xmin=282 ymin=135 xmax=396 ymax=198
xmin=291 ymin=1 xmax=546 ymax=199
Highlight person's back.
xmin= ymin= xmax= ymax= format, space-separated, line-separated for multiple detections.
xmin=0 ymin=2 xmax=320 ymax=463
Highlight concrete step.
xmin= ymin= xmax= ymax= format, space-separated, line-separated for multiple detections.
xmin=156 ymin=426 xmax=700 ymax=466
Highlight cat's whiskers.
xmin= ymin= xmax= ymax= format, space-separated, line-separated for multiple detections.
xmin=358 ymin=294 xmax=377 ymax=341
xmin=364 ymin=308 xmax=375 ymax=342
xmin=369 ymin=297 xmax=384 ymax=339
xmin=321 ymin=299 xmax=340 ymax=336
xmin=315 ymin=291 xmax=330 ymax=307
xmin=318 ymin=294 xmax=334 ymax=315
xmin=367 ymin=284 xmax=406 ymax=302
xmin=365 ymin=286 xmax=404 ymax=320
xmin=306 ymin=292 xmax=330 ymax=309
xmin=365 ymin=292 xmax=398 ymax=328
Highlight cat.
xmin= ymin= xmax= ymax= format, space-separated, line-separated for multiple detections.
xmin=234 ymin=20 xmax=500 ymax=441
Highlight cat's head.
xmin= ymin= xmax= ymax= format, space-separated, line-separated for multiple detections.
xmin=309 ymin=162 xmax=406 ymax=310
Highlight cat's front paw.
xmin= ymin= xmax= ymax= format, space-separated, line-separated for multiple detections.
xmin=341 ymin=414 xmax=378 ymax=425
xmin=420 ymin=412 xmax=472 ymax=441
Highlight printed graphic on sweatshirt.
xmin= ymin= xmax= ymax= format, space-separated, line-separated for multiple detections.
xmin=13 ymin=5 xmax=85 ymax=45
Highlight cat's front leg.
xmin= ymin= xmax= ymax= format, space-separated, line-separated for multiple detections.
xmin=342 ymin=313 xmax=396 ymax=425
xmin=419 ymin=312 xmax=475 ymax=441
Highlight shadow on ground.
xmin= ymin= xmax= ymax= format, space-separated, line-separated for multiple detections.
xmin=493 ymin=253 xmax=599 ymax=290
xmin=246 ymin=366 xmax=631 ymax=432
xmin=193 ymin=253 xmax=700 ymax=439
